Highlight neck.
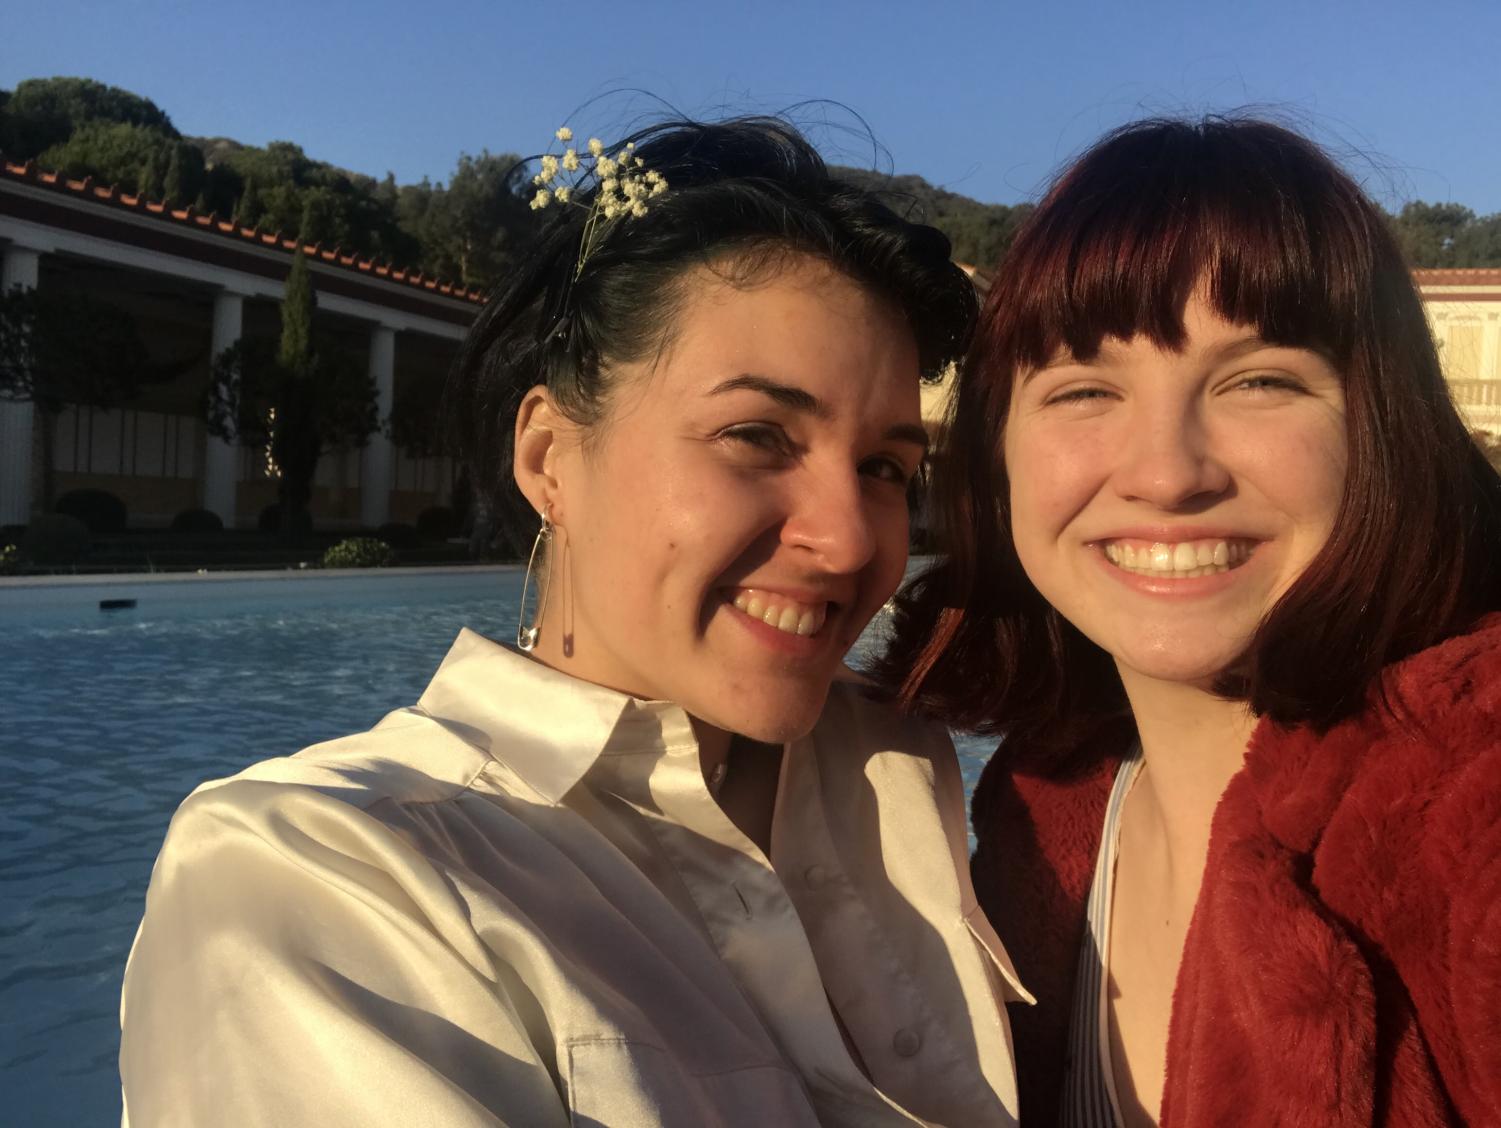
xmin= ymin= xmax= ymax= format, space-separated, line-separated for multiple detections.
xmin=694 ymin=717 xmax=733 ymax=791
xmin=1117 ymin=667 xmax=1259 ymax=861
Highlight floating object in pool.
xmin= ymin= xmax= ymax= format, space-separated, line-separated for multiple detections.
xmin=99 ymin=599 xmax=137 ymax=612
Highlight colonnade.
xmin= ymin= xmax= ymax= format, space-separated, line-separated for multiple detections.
xmin=0 ymin=241 xmax=402 ymax=529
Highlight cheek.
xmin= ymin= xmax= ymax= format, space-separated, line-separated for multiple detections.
xmin=1005 ymin=425 xmax=1104 ymax=545
xmin=1239 ymin=420 xmax=1349 ymax=532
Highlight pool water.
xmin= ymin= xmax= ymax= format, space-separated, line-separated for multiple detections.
xmin=0 ymin=567 xmax=995 ymax=1125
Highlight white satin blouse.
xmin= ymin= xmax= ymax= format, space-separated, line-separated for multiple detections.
xmin=120 ymin=628 xmax=1028 ymax=1126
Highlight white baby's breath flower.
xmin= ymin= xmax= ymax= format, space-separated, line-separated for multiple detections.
xmin=603 ymin=202 xmax=620 ymax=219
xmin=595 ymin=155 xmax=617 ymax=178
xmin=562 ymin=149 xmax=580 ymax=172
xmin=601 ymin=177 xmax=618 ymax=193
xmin=530 ymin=189 xmax=551 ymax=209
xmin=623 ymin=178 xmax=645 ymax=200
xmin=540 ymin=154 xmax=559 ymax=180
xmin=631 ymin=201 xmax=648 ymax=218
xmin=555 ymin=126 xmax=573 ymax=142
xmin=650 ymin=179 xmax=667 ymax=196
xmin=554 ymin=186 xmax=572 ymax=204
xmin=588 ymin=138 xmax=604 ymax=157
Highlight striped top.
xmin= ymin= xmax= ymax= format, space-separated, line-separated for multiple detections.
xmin=1060 ymin=747 xmax=1144 ymax=1128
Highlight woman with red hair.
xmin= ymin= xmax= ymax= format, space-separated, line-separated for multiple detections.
xmin=879 ymin=118 xmax=1501 ymax=1125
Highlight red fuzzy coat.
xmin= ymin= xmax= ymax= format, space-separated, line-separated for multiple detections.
xmin=971 ymin=615 xmax=1501 ymax=1126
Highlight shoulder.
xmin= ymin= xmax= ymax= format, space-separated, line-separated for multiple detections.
xmin=189 ymin=704 xmax=494 ymax=812
xmin=820 ymin=677 xmax=955 ymax=763
xmin=154 ymin=705 xmax=515 ymax=904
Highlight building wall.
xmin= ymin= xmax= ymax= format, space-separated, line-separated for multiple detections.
xmin=1423 ymin=291 xmax=1501 ymax=433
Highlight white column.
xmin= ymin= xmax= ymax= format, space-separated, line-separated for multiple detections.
xmin=360 ymin=325 xmax=396 ymax=529
xmin=203 ymin=290 xmax=245 ymax=527
xmin=0 ymin=245 xmax=41 ymax=526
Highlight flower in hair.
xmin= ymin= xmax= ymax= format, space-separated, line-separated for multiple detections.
xmin=529 ymin=125 xmax=669 ymax=277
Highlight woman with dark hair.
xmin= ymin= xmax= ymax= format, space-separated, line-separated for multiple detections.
xmin=120 ymin=118 xmax=1028 ymax=1127
xmin=879 ymin=118 xmax=1501 ymax=1126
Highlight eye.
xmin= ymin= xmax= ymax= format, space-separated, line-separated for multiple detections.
xmin=1230 ymin=373 xmax=1306 ymax=395
xmin=1044 ymin=385 xmax=1115 ymax=407
xmin=717 ymin=422 xmax=797 ymax=459
xmin=859 ymin=454 xmax=915 ymax=486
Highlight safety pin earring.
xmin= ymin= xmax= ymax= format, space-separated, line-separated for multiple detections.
xmin=517 ymin=505 xmax=553 ymax=652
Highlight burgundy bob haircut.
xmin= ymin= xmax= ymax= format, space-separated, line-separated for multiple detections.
xmin=877 ymin=117 xmax=1501 ymax=753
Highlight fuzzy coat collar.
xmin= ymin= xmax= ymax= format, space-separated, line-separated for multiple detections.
xmin=971 ymin=615 xmax=1501 ymax=1127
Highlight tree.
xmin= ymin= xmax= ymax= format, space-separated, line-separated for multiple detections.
xmin=235 ymin=174 xmax=264 ymax=227
xmin=0 ymin=76 xmax=176 ymax=160
xmin=205 ymin=252 xmax=379 ymax=541
xmin=0 ymin=287 xmax=154 ymax=509
xmin=36 ymin=120 xmax=167 ymax=194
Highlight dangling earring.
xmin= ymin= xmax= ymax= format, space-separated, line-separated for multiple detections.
xmin=517 ymin=505 xmax=553 ymax=651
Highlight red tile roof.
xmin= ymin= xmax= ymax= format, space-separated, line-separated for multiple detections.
xmin=1413 ymin=268 xmax=1501 ymax=287
xmin=0 ymin=157 xmax=487 ymax=305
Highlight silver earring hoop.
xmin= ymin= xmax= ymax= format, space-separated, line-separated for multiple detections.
xmin=517 ymin=506 xmax=553 ymax=652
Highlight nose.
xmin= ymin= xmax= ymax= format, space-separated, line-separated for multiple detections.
xmin=780 ymin=468 xmax=880 ymax=574
xmin=1113 ymin=402 xmax=1231 ymax=509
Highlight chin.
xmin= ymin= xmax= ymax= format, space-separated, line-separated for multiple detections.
xmin=703 ymin=688 xmax=831 ymax=745
xmin=1115 ymin=644 xmax=1241 ymax=688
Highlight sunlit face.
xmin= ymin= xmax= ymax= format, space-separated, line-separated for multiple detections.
xmin=528 ymin=255 xmax=924 ymax=742
xmin=1003 ymin=293 xmax=1348 ymax=689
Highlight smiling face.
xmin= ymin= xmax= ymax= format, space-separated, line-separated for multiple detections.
xmin=1003 ymin=293 xmax=1349 ymax=690
xmin=519 ymin=254 xmax=924 ymax=742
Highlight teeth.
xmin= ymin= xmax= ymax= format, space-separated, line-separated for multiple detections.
xmin=730 ymin=588 xmax=828 ymax=638
xmin=1101 ymin=538 xmax=1251 ymax=579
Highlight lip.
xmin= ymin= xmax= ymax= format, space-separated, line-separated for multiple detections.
xmin=1090 ymin=525 xmax=1264 ymax=543
xmin=724 ymin=595 xmax=841 ymax=657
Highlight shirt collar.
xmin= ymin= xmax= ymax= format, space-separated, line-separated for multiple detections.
xmin=414 ymin=628 xmax=700 ymax=804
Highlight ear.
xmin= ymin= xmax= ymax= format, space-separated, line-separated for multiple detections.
xmin=514 ymin=386 xmax=566 ymax=521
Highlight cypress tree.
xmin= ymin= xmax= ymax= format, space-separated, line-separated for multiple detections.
xmin=278 ymin=250 xmax=315 ymax=375
xmin=163 ymin=145 xmax=185 ymax=204
xmin=236 ymin=175 xmax=263 ymax=227
xmin=137 ymin=148 xmax=165 ymax=199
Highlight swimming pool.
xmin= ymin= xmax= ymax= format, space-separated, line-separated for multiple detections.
xmin=0 ymin=566 xmax=995 ymax=1125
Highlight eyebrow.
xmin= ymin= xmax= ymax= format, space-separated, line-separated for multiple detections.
xmin=709 ymin=373 xmax=827 ymax=415
xmin=708 ymin=373 xmax=929 ymax=451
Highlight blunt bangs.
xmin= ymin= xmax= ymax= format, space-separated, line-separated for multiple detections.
xmin=996 ymin=118 xmax=1381 ymax=377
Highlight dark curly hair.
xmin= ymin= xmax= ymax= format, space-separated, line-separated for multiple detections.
xmin=445 ymin=116 xmax=977 ymax=552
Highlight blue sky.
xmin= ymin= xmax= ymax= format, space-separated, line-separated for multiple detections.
xmin=4 ymin=0 xmax=1499 ymax=213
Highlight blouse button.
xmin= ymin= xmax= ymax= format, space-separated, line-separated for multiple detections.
xmin=803 ymin=864 xmax=828 ymax=889
xmin=892 ymin=1028 xmax=923 ymax=1058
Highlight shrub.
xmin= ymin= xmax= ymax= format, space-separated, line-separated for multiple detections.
xmin=20 ymin=513 xmax=92 ymax=565
xmin=376 ymin=521 xmax=420 ymax=550
xmin=0 ymin=544 xmax=20 ymax=574
xmin=170 ymin=507 xmax=224 ymax=534
xmin=416 ymin=505 xmax=458 ymax=541
xmin=257 ymin=503 xmax=313 ymax=538
xmin=55 ymin=488 xmax=127 ymax=533
xmin=322 ymin=536 xmax=395 ymax=569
